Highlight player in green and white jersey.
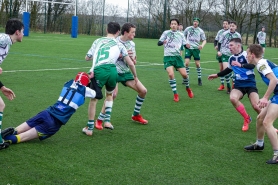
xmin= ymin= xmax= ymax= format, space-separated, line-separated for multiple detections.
xmin=0 ymin=19 xmax=24 ymax=150
xmin=158 ymin=18 xmax=194 ymax=102
xmin=183 ymin=18 xmax=207 ymax=86
xmin=82 ymin=22 xmax=138 ymax=136
xmin=214 ymin=20 xmax=230 ymax=91
xmin=257 ymin=26 xmax=266 ymax=53
xmin=217 ymin=21 xmax=241 ymax=94
xmin=94 ymin=23 xmax=148 ymax=128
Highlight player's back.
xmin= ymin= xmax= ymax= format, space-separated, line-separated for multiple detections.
xmin=93 ymin=37 xmax=121 ymax=67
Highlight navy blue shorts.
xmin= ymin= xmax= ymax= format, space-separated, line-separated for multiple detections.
xmin=26 ymin=110 xmax=62 ymax=140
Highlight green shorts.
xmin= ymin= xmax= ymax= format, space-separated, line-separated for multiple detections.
xmin=221 ymin=54 xmax=230 ymax=62
xmin=216 ymin=54 xmax=222 ymax=63
xmin=117 ymin=72 xmax=134 ymax=86
xmin=94 ymin=64 xmax=118 ymax=91
xmin=260 ymin=44 xmax=266 ymax=48
xmin=163 ymin=56 xmax=185 ymax=69
xmin=185 ymin=49 xmax=200 ymax=60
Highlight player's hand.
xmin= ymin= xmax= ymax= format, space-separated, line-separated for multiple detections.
xmin=127 ymin=50 xmax=133 ymax=57
xmin=89 ymin=72 xmax=94 ymax=78
xmin=0 ymin=67 xmax=2 ymax=74
xmin=198 ymin=45 xmax=203 ymax=50
xmin=258 ymin=97 xmax=268 ymax=109
xmin=1 ymin=86 xmax=15 ymax=100
xmin=214 ymin=46 xmax=218 ymax=50
xmin=186 ymin=44 xmax=190 ymax=49
xmin=217 ymin=51 xmax=222 ymax=57
xmin=132 ymin=58 xmax=137 ymax=65
xmin=231 ymin=60 xmax=241 ymax=67
xmin=208 ymin=74 xmax=218 ymax=80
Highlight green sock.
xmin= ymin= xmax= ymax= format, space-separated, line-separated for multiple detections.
xmin=87 ymin=120 xmax=94 ymax=130
xmin=169 ymin=79 xmax=177 ymax=94
xmin=104 ymin=101 xmax=113 ymax=123
xmin=133 ymin=95 xmax=145 ymax=116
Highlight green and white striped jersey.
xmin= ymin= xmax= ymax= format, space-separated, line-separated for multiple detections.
xmin=159 ymin=30 xmax=186 ymax=56
xmin=219 ymin=30 xmax=241 ymax=56
xmin=257 ymin=31 xmax=266 ymax=44
xmin=0 ymin=33 xmax=12 ymax=64
xmin=115 ymin=36 xmax=136 ymax=74
xmin=87 ymin=37 xmax=128 ymax=72
xmin=183 ymin=26 xmax=206 ymax=49
xmin=215 ymin=29 xmax=228 ymax=42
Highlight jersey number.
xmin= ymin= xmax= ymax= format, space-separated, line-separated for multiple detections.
xmin=96 ymin=47 xmax=110 ymax=62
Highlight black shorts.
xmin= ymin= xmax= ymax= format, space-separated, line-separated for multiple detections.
xmin=234 ymin=87 xmax=258 ymax=98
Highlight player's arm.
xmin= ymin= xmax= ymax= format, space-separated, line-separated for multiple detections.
xmin=217 ymin=67 xmax=233 ymax=77
xmin=158 ymin=31 xmax=167 ymax=46
xmin=85 ymin=87 xmax=96 ymax=99
xmin=214 ymin=40 xmax=218 ymax=47
xmin=199 ymin=40 xmax=206 ymax=50
xmin=263 ymin=72 xmax=277 ymax=100
xmin=231 ymin=60 xmax=255 ymax=69
xmin=124 ymin=55 xmax=137 ymax=77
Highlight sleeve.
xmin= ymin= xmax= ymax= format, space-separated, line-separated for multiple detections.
xmin=86 ymin=41 xmax=96 ymax=59
xmin=200 ymin=29 xmax=206 ymax=40
xmin=181 ymin=33 xmax=187 ymax=46
xmin=227 ymin=56 xmax=233 ymax=69
xmin=159 ymin=31 xmax=167 ymax=42
xmin=215 ymin=30 xmax=220 ymax=41
xmin=85 ymin=87 xmax=96 ymax=98
xmin=257 ymin=60 xmax=273 ymax=76
xmin=119 ymin=43 xmax=128 ymax=58
xmin=132 ymin=42 xmax=136 ymax=57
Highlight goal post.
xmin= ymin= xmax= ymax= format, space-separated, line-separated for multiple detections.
xmin=24 ymin=0 xmax=78 ymax=38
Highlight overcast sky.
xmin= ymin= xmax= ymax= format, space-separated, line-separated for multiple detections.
xmin=105 ymin=0 xmax=129 ymax=9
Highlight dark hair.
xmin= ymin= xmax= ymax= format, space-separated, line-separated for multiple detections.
xmin=107 ymin=22 xmax=121 ymax=34
xmin=121 ymin=23 xmax=136 ymax=35
xmin=170 ymin=18 xmax=179 ymax=25
xmin=247 ymin=44 xmax=264 ymax=58
xmin=230 ymin=38 xmax=242 ymax=44
xmin=223 ymin=19 xmax=230 ymax=24
xmin=5 ymin=18 xmax=24 ymax=35
xmin=230 ymin=21 xmax=237 ymax=26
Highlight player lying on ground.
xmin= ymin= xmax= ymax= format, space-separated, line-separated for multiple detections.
xmin=1 ymin=72 xmax=96 ymax=145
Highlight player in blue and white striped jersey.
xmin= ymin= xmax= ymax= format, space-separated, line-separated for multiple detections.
xmin=208 ymin=38 xmax=260 ymax=132
xmin=1 ymin=72 xmax=96 ymax=145
xmin=236 ymin=44 xmax=278 ymax=164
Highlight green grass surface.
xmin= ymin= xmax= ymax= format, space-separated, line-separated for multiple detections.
xmin=1 ymin=33 xmax=278 ymax=185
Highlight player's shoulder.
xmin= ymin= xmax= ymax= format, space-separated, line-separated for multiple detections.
xmin=185 ymin=26 xmax=193 ymax=30
xmin=235 ymin=31 xmax=241 ymax=37
xmin=0 ymin=34 xmax=11 ymax=45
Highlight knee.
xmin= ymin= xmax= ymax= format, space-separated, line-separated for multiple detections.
xmin=112 ymin=92 xmax=117 ymax=100
xmin=252 ymin=103 xmax=260 ymax=113
xmin=140 ymin=88 xmax=147 ymax=96
xmin=168 ymin=73 xmax=174 ymax=79
xmin=229 ymin=96 xmax=237 ymax=105
xmin=256 ymin=114 xmax=264 ymax=124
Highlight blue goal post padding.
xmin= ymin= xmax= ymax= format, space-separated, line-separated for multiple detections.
xmin=23 ymin=12 xmax=30 ymax=36
xmin=71 ymin=16 xmax=78 ymax=38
